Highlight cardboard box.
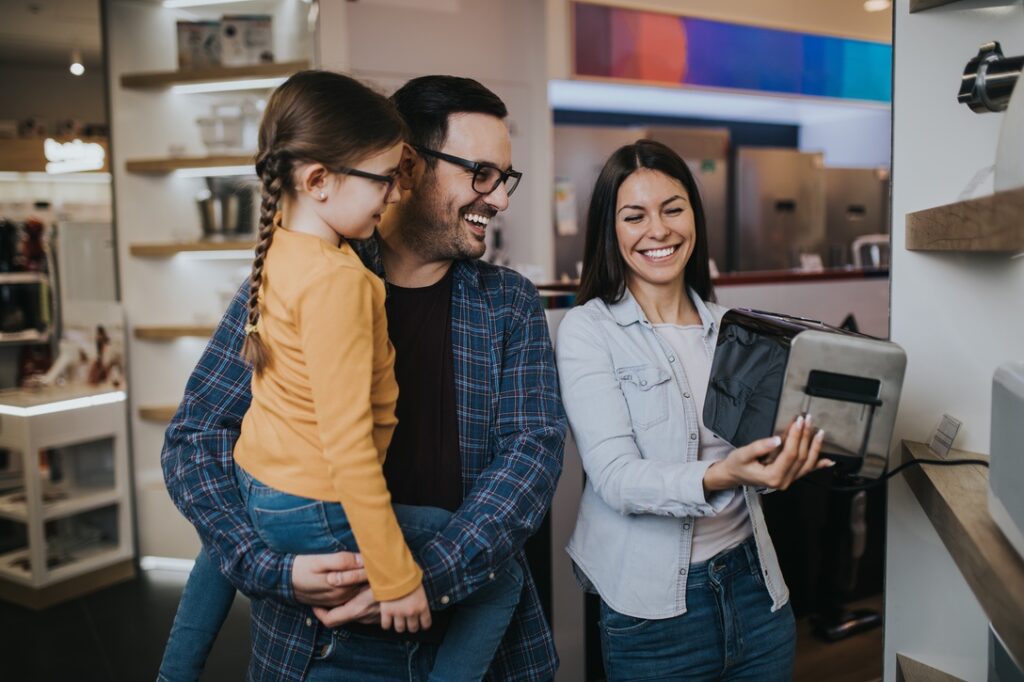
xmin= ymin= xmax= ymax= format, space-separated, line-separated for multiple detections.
xmin=219 ymin=15 xmax=274 ymax=67
xmin=176 ymin=20 xmax=221 ymax=70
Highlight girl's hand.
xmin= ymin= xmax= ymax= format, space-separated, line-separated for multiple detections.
xmin=704 ymin=415 xmax=833 ymax=493
xmin=379 ymin=584 xmax=432 ymax=633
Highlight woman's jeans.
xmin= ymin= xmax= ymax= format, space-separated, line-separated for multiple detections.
xmin=598 ymin=537 xmax=796 ymax=682
xmin=158 ymin=466 xmax=523 ymax=682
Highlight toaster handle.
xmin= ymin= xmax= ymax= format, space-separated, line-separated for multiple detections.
xmin=805 ymin=370 xmax=882 ymax=407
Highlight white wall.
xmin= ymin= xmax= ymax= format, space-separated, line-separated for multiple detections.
xmin=885 ymin=1 xmax=1024 ymax=680
xmin=319 ymin=0 xmax=555 ymax=279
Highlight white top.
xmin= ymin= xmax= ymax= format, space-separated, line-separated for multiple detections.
xmin=654 ymin=323 xmax=753 ymax=563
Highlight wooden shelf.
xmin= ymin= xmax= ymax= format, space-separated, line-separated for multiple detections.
xmin=120 ymin=60 xmax=308 ymax=89
xmin=138 ymin=405 xmax=178 ymax=422
xmin=0 ymin=329 xmax=50 ymax=345
xmin=133 ymin=325 xmax=215 ymax=341
xmin=895 ymin=654 xmax=964 ymax=682
xmin=905 ymin=187 xmax=1024 ymax=252
xmin=901 ymin=440 xmax=1024 ymax=664
xmin=130 ymin=241 xmax=254 ymax=257
xmin=0 ymin=137 xmax=109 ymax=174
xmin=0 ymin=272 xmax=48 ymax=285
xmin=125 ymin=155 xmax=254 ymax=175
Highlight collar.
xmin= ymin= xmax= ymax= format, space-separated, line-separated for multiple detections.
xmin=607 ymin=286 xmax=716 ymax=338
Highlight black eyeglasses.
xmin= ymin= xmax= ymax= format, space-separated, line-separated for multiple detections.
xmin=413 ymin=146 xmax=522 ymax=197
xmin=338 ymin=166 xmax=398 ymax=196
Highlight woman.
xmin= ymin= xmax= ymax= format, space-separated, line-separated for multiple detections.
xmin=556 ymin=140 xmax=832 ymax=681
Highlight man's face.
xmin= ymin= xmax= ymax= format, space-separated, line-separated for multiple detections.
xmin=399 ymin=112 xmax=513 ymax=261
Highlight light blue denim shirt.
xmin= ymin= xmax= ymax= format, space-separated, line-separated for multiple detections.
xmin=556 ymin=287 xmax=789 ymax=619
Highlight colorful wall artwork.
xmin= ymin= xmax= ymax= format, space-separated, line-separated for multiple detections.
xmin=573 ymin=2 xmax=892 ymax=103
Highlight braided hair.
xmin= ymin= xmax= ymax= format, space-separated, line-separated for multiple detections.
xmin=240 ymin=71 xmax=407 ymax=375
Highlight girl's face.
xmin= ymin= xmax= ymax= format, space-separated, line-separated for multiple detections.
xmin=320 ymin=141 xmax=404 ymax=241
xmin=614 ymin=169 xmax=696 ymax=291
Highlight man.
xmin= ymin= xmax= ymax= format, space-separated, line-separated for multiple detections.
xmin=162 ymin=75 xmax=566 ymax=680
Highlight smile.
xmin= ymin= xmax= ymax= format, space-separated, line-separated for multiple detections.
xmin=464 ymin=212 xmax=490 ymax=228
xmin=638 ymin=245 xmax=679 ymax=261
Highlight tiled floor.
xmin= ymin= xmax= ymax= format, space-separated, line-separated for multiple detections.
xmin=0 ymin=567 xmax=883 ymax=681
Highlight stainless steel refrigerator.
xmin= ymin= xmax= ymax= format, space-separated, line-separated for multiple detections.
xmin=553 ymin=125 xmax=730 ymax=280
xmin=824 ymin=167 xmax=890 ymax=267
xmin=735 ymin=147 xmax=826 ymax=272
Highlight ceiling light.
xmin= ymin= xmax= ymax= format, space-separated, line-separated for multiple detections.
xmin=863 ymin=0 xmax=892 ymax=11
xmin=70 ymin=49 xmax=84 ymax=76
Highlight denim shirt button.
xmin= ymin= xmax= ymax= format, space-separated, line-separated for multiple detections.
xmin=683 ymin=392 xmax=691 ymax=399
xmin=668 ymin=356 xmax=676 ymax=363
xmin=689 ymin=433 xmax=697 ymax=440
xmin=678 ymin=568 xmax=686 ymax=576
xmin=640 ymin=379 xmax=648 ymax=386
xmin=683 ymin=522 xmax=691 ymax=530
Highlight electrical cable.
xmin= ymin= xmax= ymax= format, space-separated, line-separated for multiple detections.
xmin=807 ymin=457 xmax=989 ymax=492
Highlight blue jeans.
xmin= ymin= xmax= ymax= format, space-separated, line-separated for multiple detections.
xmin=159 ymin=466 xmax=523 ymax=682
xmin=598 ymin=537 xmax=796 ymax=682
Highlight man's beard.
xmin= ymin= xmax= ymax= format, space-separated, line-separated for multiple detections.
xmin=396 ymin=177 xmax=488 ymax=262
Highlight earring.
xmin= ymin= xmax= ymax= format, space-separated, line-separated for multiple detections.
xmin=318 ymin=191 xmax=326 ymax=201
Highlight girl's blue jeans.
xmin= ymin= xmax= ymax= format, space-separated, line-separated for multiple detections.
xmin=157 ymin=466 xmax=523 ymax=682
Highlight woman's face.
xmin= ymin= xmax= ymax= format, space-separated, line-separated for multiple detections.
xmin=614 ymin=169 xmax=696 ymax=291
xmin=321 ymin=141 xmax=404 ymax=240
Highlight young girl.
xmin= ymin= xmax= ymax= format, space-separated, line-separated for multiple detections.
xmin=158 ymin=71 xmax=522 ymax=682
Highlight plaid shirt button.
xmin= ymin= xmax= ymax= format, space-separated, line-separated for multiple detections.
xmin=440 ymin=595 xmax=451 ymax=605
xmin=305 ymin=617 xmax=313 ymax=627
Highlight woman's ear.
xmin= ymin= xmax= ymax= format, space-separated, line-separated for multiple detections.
xmin=397 ymin=143 xmax=420 ymax=190
xmin=296 ymin=163 xmax=329 ymax=199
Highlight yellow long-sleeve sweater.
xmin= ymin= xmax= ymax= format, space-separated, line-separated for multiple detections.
xmin=234 ymin=226 xmax=422 ymax=602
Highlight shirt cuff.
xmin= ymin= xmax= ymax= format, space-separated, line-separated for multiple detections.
xmin=687 ymin=460 xmax=736 ymax=516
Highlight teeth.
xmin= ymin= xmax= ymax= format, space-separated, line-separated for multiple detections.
xmin=464 ymin=213 xmax=490 ymax=227
xmin=641 ymin=246 xmax=677 ymax=259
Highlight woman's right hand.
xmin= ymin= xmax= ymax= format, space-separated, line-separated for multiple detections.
xmin=379 ymin=583 xmax=432 ymax=633
xmin=704 ymin=415 xmax=833 ymax=493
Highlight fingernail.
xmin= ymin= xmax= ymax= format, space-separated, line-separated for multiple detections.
xmin=772 ymin=435 xmax=782 ymax=447
xmin=795 ymin=415 xmax=804 ymax=428
xmin=355 ymin=554 xmax=364 ymax=566
xmin=815 ymin=429 xmax=826 ymax=442
xmin=823 ymin=459 xmax=836 ymax=467
xmin=805 ymin=414 xmax=813 ymax=427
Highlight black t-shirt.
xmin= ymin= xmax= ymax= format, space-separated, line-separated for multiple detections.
xmin=383 ymin=265 xmax=463 ymax=512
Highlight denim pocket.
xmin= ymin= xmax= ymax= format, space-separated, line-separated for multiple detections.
xmin=251 ymin=498 xmax=344 ymax=554
xmin=600 ymin=601 xmax=652 ymax=635
xmin=616 ymin=365 xmax=672 ymax=430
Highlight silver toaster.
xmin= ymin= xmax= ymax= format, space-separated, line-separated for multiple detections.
xmin=704 ymin=309 xmax=907 ymax=479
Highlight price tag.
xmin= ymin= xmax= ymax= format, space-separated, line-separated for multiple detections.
xmin=928 ymin=414 xmax=962 ymax=458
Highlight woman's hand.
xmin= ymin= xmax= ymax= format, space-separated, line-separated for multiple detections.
xmin=703 ymin=415 xmax=833 ymax=493
xmin=380 ymin=584 xmax=432 ymax=633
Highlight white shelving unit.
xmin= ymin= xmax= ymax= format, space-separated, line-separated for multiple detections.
xmin=106 ymin=0 xmax=313 ymax=559
xmin=0 ymin=385 xmax=132 ymax=608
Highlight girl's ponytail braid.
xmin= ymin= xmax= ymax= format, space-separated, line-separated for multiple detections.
xmin=240 ymin=151 xmax=286 ymax=374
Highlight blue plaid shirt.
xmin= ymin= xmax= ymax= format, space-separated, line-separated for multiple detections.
xmin=162 ymin=238 xmax=566 ymax=681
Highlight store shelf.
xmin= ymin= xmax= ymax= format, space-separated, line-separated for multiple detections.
xmin=895 ymin=653 xmax=964 ymax=682
xmin=125 ymin=155 xmax=254 ymax=175
xmin=134 ymin=325 xmax=215 ymax=341
xmin=909 ymin=0 xmax=969 ymax=11
xmin=901 ymin=441 xmax=1024 ymax=665
xmin=905 ymin=187 xmax=1024 ymax=252
xmin=0 ymin=329 xmax=50 ymax=345
xmin=120 ymin=60 xmax=308 ymax=89
xmin=138 ymin=405 xmax=178 ymax=422
xmin=0 ymin=272 xmax=47 ymax=285
xmin=0 ymin=548 xmax=32 ymax=585
xmin=0 ymin=488 xmax=121 ymax=523
xmin=130 ymin=241 xmax=254 ymax=257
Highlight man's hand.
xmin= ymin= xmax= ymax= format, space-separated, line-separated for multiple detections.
xmin=312 ymin=585 xmax=381 ymax=627
xmin=292 ymin=552 xmax=369 ymax=607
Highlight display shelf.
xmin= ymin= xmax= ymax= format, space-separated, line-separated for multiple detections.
xmin=0 ymin=548 xmax=32 ymax=585
xmin=0 ymin=488 xmax=120 ymax=523
xmin=133 ymin=325 xmax=216 ymax=341
xmin=138 ymin=405 xmax=178 ymax=422
xmin=0 ymin=272 xmax=48 ymax=285
xmin=0 ymin=330 xmax=50 ymax=345
xmin=125 ymin=155 xmax=254 ymax=175
xmin=905 ymin=187 xmax=1024 ymax=252
xmin=130 ymin=241 xmax=254 ymax=257
xmin=901 ymin=441 xmax=1024 ymax=665
xmin=909 ymin=0 xmax=968 ymax=11
xmin=120 ymin=60 xmax=308 ymax=89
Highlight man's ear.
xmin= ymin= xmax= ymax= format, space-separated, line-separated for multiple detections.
xmin=397 ymin=143 xmax=420 ymax=190
xmin=296 ymin=163 xmax=329 ymax=197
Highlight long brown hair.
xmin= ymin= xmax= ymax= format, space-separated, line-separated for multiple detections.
xmin=241 ymin=70 xmax=407 ymax=375
xmin=576 ymin=140 xmax=715 ymax=307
